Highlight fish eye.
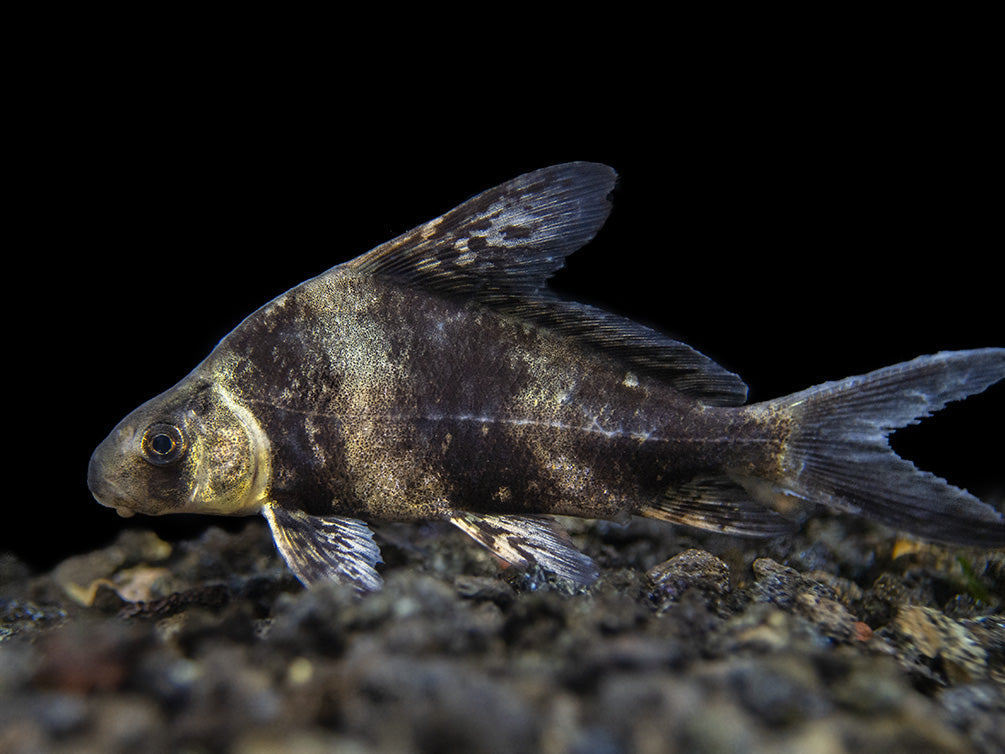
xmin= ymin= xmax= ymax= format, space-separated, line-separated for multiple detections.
xmin=141 ymin=423 xmax=186 ymax=466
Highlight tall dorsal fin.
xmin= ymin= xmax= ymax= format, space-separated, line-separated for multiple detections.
xmin=345 ymin=163 xmax=747 ymax=406
xmin=349 ymin=162 xmax=617 ymax=298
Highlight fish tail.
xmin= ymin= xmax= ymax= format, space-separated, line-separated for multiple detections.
xmin=750 ymin=348 xmax=1005 ymax=547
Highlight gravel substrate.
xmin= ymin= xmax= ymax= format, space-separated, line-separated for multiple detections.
xmin=2 ymin=512 xmax=1003 ymax=753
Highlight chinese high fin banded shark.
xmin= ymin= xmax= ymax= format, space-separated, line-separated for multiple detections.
xmin=88 ymin=163 xmax=1005 ymax=591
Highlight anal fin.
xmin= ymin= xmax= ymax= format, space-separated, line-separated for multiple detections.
xmin=263 ymin=502 xmax=383 ymax=592
xmin=449 ymin=512 xmax=599 ymax=585
xmin=639 ymin=477 xmax=797 ymax=537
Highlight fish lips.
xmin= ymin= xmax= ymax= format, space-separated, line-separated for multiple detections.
xmin=87 ymin=429 xmax=138 ymax=518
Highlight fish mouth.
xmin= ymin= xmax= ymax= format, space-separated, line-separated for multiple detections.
xmin=87 ymin=444 xmax=137 ymax=518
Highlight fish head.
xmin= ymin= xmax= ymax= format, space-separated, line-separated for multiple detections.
xmin=88 ymin=377 xmax=270 ymax=519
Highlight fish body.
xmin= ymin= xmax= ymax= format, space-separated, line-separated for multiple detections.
xmin=88 ymin=163 xmax=1005 ymax=591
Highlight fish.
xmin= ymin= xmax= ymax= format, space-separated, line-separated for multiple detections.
xmin=87 ymin=162 xmax=1005 ymax=592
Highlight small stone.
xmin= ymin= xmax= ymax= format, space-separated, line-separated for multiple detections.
xmin=648 ymin=549 xmax=730 ymax=605
xmin=884 ymin=605 xmax=988 ymax=684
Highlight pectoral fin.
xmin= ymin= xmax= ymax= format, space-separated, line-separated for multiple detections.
xmin=263 ymin=502 xmax=383 ymax=592
xmin=449 ymin=512 xmax=598 ymax=585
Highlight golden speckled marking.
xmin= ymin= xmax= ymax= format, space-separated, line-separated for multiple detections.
xmin=88 ymin=162 xmax=1005 ymax=594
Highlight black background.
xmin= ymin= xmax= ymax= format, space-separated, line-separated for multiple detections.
xmin=11 ymin=64 xmax=1002 ymax=571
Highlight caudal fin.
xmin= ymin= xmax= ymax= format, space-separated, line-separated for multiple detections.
xmin=759 ymin=349 xmax=1005 ymax=547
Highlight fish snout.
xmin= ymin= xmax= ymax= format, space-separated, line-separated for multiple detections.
xmin=87 ymin=427 xmax=137 ymax=518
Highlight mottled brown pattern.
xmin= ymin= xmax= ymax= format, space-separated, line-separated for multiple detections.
xmin=211 ymin=270 xmax=779 ymax=526
xmin=88 ymin=163 xmax=1005 ymax=590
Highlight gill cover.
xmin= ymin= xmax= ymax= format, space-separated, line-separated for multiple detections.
xmin=87 ymin=378 xmax=270 ymax=517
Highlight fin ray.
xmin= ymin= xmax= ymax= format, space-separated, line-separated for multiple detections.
xmin=505 ymin=299 xmax=748 ymax=405
xmin=349 ymin=162 xmax=617 ymax=298
xmin=764 ymin=349 xmax=1005 ymax=546
xmin=639 ymin=477 xmax=798 ymax=536
xmin=263 ymin=502 xmax=384 ymax=591
xmin=449 ymin=512 xmax=598 ymax=585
